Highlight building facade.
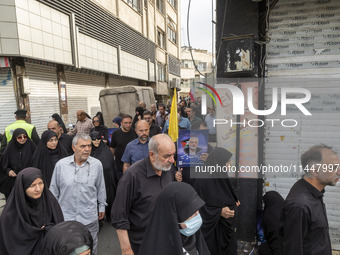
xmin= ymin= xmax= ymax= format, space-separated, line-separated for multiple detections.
xmin=0 ymin=0 xmax=181 ymax=133
xmin=180 ymin=46 xmax=215 ymax=96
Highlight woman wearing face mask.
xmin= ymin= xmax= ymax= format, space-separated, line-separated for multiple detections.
xmin=138 ymin=182 xmax=210 ymax=255
xmin=0 ymin=167 xmax=64 ymax=255
xmin=0 ymin=128 xmax=36 ymax=199
xmin=90 ymin=131 xmax=118 ymax=222
xmin=40 ymin=221 xmax=93 ymax=255
xmin=194 ymin=148 xmax=240 ymax=255
xmin=90 ymin=116 xmax=109 ymax=144
xmin=32 ymin=130 xmax=68 ymax=187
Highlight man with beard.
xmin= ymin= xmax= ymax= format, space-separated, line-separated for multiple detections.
xmin=184 ymin=136 xmax=202 ymax=156
xmin=47 ymin=120 xmax=73 ymax=155
xmin=281 ymin=145 xmax=340 ymax=255
xmin=111 ymin=134 xmax=176 ymax=255
xmin=121 ymin=120 xmax=150 ymax=173
xmin=143 ymin=111 xmax=161 ymax=138
xmin=110 ymin=114 xmax=137 ymax=179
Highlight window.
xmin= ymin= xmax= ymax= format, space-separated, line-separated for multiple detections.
xmin=167 ymin=18 xmax=177 ymax=44
xmin=158 ymin=63 xmax=166 ymax=82
xmin=126 ymin=0 xmax=140 ymax=11
xmin=156 ymin=0 xmax=164 ymax=14
xmin=198 ymin=62 xmax=207 ymax=72
xmin=157 ymin=29 xmax=165 ymax=49
xmin=181 ymin=60 xmax=190 ymax=68
xmin=168 ymin=0 xmax=176 ymax=9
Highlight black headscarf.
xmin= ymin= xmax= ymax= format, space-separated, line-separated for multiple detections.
xmin=0 ymin=167 xmax=64 ymax=255
xmin=194 ymin=147 xmax=238 ymax=255
xmin=0 ymin=128 xmax=36 ymax=196
xmin=91 ymin=120 xmax=108 ymax=142
xmin=138 ymin=182 xmax=210 ymax=255
xmin=96 ymin=111 xmax=105 ymax=126
xmin=132 ymin=107 xmax=144 ymax=128
xmin=40 ymin=221 xmax=93 ymax=255
xmin=261 ymin=191 xmax=284 ymax=255
xmin=32 ymin=130 xmax=68 ymax=187
xmin=52 ymin=113 xmax=67 ymax=134
xmin=90 ymin=131 xmax=118 ymax=217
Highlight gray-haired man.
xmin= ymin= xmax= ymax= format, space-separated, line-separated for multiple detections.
xmin=280 ymin=145 xmax=340 ymax=255
xmin=111 ymin=134 xmax=176 ymax=255
xmin=50 ymin=134 xmax=107 ymax=255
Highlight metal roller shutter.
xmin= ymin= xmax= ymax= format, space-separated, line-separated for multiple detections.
xmin=65 ymin=71 xmax=105 ymax=125
xmin=25 ymin=63 xmax=59 ymax=136
xmin=0 ymin=68 xmax=17 ymax=132
xmin=265 ymin=0 xmax=340 ymax=249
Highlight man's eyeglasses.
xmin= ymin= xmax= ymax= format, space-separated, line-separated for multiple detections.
xmin=17 ymin=135 xmax=28 ymax=140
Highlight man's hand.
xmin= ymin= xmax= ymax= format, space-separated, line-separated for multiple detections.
xmin=122 ymin=248 xmax=134 ymax=255
xmin=175 ymin=168 xmax=183 ymax=182
xmin=8 ymin=170 xmax=16 ymax=177
xmin=200 ymin=153 xmax=209 ymax=161
xmin=98 ymin=212 xmax=105 ymax=220
xmin=221 ymin=206 xmax=235 ymax=219
xmin=236 ymin=200 xmax=241 ymax=207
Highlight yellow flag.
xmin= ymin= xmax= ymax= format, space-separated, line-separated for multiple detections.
xmin=168 ymin=88 xmax=178 ymax=142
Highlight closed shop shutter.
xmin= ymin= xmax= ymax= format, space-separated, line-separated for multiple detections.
xmin=0 ymin=68 xmax=17 ymax=132
xmin=65 ymin=71 xmax=105 ymax=125
xmin=25 ymin=63 xmax=59 ymax=135
xmin=265 ymin=0 xmax=340 ymax=249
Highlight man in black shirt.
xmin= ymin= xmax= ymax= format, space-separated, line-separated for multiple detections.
xmin=111 ymin=134 xmax=176 ymax=255
xmin=110 ymin=114 xmax=137 ymax=179
xmin=143 ymin=111 xmax=161 ymax=138
xmin=281 ymin=145 xmax=340 ymax=255
xmin=47 ymin=120 xmax=73 ymax=155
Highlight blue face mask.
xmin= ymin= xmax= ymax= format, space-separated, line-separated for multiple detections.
xmin=179 ymin=213 xmax=203 ymax=237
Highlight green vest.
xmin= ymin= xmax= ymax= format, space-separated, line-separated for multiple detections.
xmin=5 ymin=120 xmax=35 ymax=142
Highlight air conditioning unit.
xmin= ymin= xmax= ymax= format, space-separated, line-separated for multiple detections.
xmin=169 ymin=78 xmax=180 ymax=88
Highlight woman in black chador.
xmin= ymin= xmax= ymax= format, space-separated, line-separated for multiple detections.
xmin=52 ymin=113 xmax=67 ymax=133
xmin=132 ymin=106 xmax=144 ymax=128
xmin=91 ymin=115 xmax=109 ymax=144
xmin=0 ymin=128 xmax=36 ymax=198
xmin=0 ymin=167 xmax=64 ymax=255
xmin=194 ymin=148 xmax=240 ymax=255
xmin=90 ymin=131 xmax=118 ymax=221
xmin=258 ymin=191 xmax=284 ymax=255
xmin=32 ymin=130 xmax=68 ymax=187
xmin=138 ymin=182 xmax=211 ymax=255
xmin=40 ymin=221 xmax=93 ymax=255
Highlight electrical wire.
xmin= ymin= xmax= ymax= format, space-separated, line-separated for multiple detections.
xmin=186 ymin=0 xmax=228 ymax=78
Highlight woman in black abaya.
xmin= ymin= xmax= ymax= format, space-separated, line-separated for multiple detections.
xmin=0 ymin=128 xmax=36 ymax=198
xmin=52 ymin=113 xmax=67 ymax=134
xmin=194 ymin=148 xmax=240 ymax=255
xmin=258 ymin=191 xmax=284 ymax=255
xmin=90 ymin=131 xmax=118 ymax=221
xmin=91 ymin=116 xmax=109 ymax=144
xmin=0 ymin=167 xmax=64 ymax=255
xmin=138 ymin=182 xmax=210 ymax=255
xmin=40 ymin=221 xmax=93 ymax=255
xmin=132 ymin=106 xmax=144 ymax=128
xmin=32 ymin=130 xmax=68 ymax=187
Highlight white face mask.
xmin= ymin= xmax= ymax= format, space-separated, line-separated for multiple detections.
xmin=179 ymin=213 xmax=203 ymax=236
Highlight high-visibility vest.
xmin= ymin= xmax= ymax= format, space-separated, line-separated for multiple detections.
xmin=4 ymin=120 xmax=35 ymax=142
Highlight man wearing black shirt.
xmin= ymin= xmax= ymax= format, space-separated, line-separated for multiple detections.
xmin=143 ymin=111 xmax=161 ymax=138
xmin=281 ymin=145 xmax=340 ymax=255
xmin=111 ymin=134 xmax=176 ymax=255
xmin=110 ymin=114 xmax=137 ymax=179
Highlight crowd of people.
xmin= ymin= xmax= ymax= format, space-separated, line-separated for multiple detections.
xmin=0 ymin=99 xmax=339 ymax=255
